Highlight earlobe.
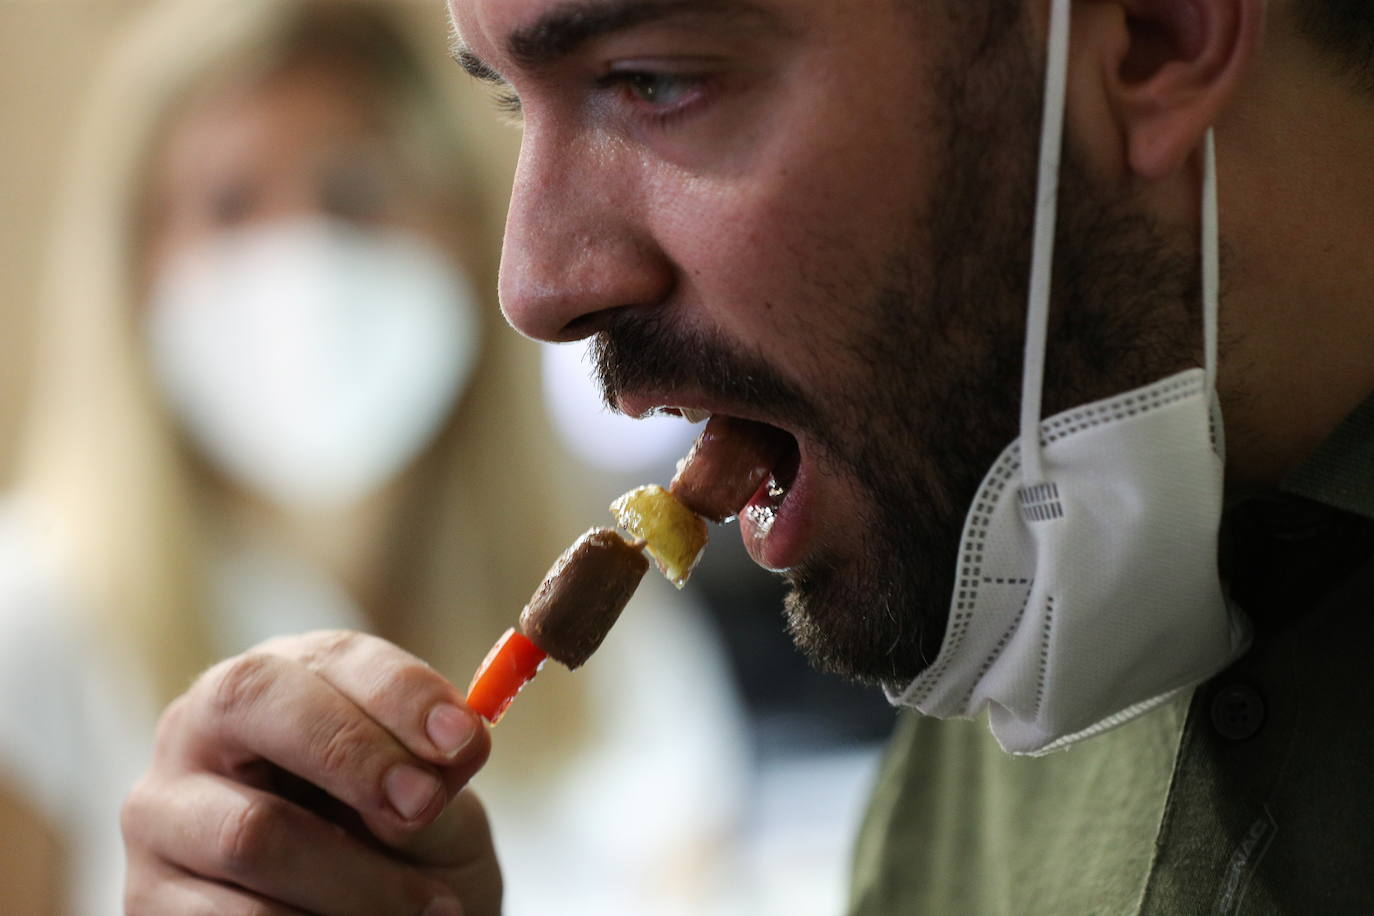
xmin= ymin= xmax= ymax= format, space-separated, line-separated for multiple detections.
xmin=1100 ymin=0 xmax=1264 ymax=180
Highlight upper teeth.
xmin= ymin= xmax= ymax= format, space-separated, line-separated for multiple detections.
xmin=678 ymin=408 xmax=711 ymax=423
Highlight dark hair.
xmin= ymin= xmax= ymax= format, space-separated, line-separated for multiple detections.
xmin=1297 ymin=0 xmax=1374 ymax=92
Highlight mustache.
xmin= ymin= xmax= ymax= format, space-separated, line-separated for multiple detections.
xmin=590 ymin=309 xmax=818 ymax=428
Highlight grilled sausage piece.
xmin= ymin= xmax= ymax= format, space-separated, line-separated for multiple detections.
xmin=670 ymin=416 xmax=792 ymax=522
xmin=519 ymin=528 xmax=649 ymax=669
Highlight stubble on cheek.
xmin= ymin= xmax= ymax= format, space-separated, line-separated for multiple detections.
xmin=774 ymin=13 xmax=1046 ymax=687
xmin=781 ymin=155 xmax=1205 ymax=690
xmin=775 ymin=272 xmax=1030 ymax=686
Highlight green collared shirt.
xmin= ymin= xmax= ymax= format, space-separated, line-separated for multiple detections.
xmin=849 ymin=394 xmax=1374 ymax=915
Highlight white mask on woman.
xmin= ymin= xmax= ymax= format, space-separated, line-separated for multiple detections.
xmin=146 ymin=216 xmax=480 ymax=512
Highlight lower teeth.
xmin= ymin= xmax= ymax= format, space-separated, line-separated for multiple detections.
xmin=743 ymin=473 xmax=788 ymax=535
xmin=744 ymin=502 xmax=777 ymax=534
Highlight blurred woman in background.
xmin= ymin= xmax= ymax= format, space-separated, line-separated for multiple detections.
xmin=0 ymin=0 xmax=746 ymax=912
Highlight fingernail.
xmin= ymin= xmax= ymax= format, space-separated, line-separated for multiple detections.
xmin=385 ymin=764 xmax=441 ymax=822
xmin=426 ymin=703 xmax=478 ymax=758
xmin=422 ymin=896 xmax=462 ymax=916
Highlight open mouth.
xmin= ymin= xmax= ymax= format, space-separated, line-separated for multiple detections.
xmin=668 ymin=415 xmax=794 ymax=516
xmin=739 ymin=431 xmax=800 ymax=526
xmin=664 ymin=412 xmax=808 ymax=570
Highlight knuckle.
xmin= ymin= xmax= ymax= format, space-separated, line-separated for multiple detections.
xmin=298 ymin=629 xmax=361 ymax=669
xmin=178 ymin=893 xmax=274 ymax=916
xmin=123 ymin=881 xmax=155 ymax=916
xmin=207 ymin=653 xmax=278 ymax=718
xmin=119 ymin=778 xmax=156 ymax=845
xmin=365 ymin=659 xmax=438 ymax=709
xmin=149 ymin=692 xmax=192 ymax=756
xmin=313 ymin=713 xmax=377 ymax=780
xmin=189 ymin=898 xmax=275 ymax=916
xmin=182 ymin=898 xmax=235 ymax=916
xmin=214 ymin=795 xmax=283 ymax=877
xmin=156 ymin=691 xmax=191 ymax=730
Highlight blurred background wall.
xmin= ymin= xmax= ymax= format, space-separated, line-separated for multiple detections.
xmin=1 ymin=0 xmax=148 ymax=482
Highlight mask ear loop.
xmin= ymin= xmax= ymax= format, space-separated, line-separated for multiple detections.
xmin=1202 ymin=130 xmax=1219 ymax=391
xmin=1019 ymin=0 xmax=1221 ymax=486
xmin=1018 ymin=0 xmax=1071 ymax=487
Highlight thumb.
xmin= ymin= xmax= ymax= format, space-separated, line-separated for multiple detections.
xmin=399 ymin=788 xmax=503 ymax=916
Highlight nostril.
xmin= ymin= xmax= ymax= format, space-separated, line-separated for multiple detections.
xmin=561 ymin=310 xmax=611 ymax=340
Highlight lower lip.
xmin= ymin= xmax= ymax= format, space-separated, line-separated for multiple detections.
xmin=738 ymin=454 xmax=815 ymax=572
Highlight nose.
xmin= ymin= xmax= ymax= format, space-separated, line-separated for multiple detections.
xmin=499 ymin=128 xmax=674 ymax=343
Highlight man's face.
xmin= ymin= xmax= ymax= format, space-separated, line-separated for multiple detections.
xmin=450 ymin=0 xmax=1198 ymax=685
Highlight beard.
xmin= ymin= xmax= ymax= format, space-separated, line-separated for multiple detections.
xmin=593 ymin=12 xmax=1200 ymax=688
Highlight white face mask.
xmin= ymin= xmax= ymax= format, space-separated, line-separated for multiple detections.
xmin=887 ymin=0 xmax=1250 ymax=755
xmin=146 ymin=217 xmax=481 ymax=513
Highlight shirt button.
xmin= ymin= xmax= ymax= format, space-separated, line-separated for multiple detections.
xmin=1210 ymin=684 xmax=1266 ymax=741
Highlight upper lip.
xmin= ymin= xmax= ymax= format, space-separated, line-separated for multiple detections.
xmin=615 ymin=388 xmax=808 ymax=469
xmin=616 ymin=390 xmax=786 ymax=434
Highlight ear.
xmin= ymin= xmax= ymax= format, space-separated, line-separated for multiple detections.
xmin=1088 ymin=0 xmax=1265 ymax=180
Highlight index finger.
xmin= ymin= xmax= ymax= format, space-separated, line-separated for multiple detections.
xmin=172 ymin=650 xmax=466 ymax=848
xmin=261 ymin=631 xmax=491 ymax=788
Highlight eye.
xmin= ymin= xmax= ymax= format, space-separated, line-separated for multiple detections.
xmin=618 ymin=72 xmax=697 ymax=105
xmin=601 ymin=70 xmax=705 ymax=112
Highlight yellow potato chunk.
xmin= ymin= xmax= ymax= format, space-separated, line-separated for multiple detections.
xmin=609 ymin=485 xmax=708 ymax=588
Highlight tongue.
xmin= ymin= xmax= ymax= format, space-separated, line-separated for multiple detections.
xmin=669 ymin=416 xmax=794 ymax=522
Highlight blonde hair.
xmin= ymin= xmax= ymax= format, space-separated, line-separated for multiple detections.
xmin=18 ymin=0 xmax=588 ymax=756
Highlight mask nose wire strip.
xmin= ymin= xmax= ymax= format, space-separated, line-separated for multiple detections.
xmin=1202 ymin=131 xmax=1219 ymax=390
xmin=1018 ymin=0 xmax=1072 ymax=487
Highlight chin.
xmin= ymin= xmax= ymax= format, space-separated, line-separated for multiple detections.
xmin=781 ymin=548 xmax=949 ymax=689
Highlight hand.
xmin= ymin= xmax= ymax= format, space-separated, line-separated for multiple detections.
xmin=122 ymin=630 xmax=500 ymax=915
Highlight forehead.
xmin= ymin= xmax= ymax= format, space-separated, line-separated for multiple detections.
xmin=447 ymin=0 xmax=828 ymax=67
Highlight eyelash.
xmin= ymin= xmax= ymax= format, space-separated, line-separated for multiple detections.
xmin=492 ymin=88 xmax=523 ymax=119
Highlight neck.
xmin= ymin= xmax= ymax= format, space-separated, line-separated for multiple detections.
xmin=1216 ymin=37 xmax=1374 ymax=490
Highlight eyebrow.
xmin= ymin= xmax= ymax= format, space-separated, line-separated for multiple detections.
xmin=453 ymin=42 xmax=506 ymax=85
xmin=451 ymin=0 xmax=785 ymax=82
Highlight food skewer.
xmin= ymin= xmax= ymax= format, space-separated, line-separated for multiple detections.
xmin=466 ymin=416 xmax=787 ymax=723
